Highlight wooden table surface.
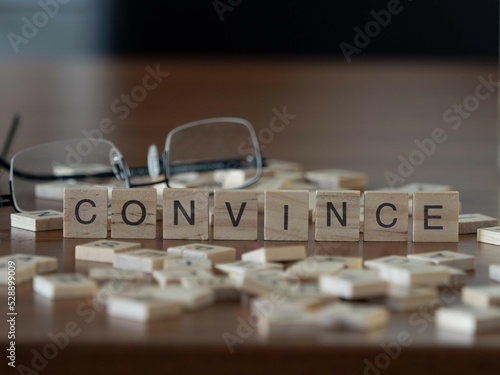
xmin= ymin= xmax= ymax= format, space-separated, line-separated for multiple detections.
xmin=1 ymin=58 xmax=500 ymax=375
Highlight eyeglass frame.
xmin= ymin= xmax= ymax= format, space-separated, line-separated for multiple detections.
xmin=0 ymin=116 xmax=264 ymax=213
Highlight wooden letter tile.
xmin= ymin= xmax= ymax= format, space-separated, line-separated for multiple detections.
xmin=264 ymin=190 xmax=309 ymax=241
xmin=107 ymin=293 xmax=183 ymax=322
xmin=163 ymin=188 xmax=209 ymax=240
xmin=412 ymin=192 xmax=459 ymax=242
xmin=111 ymin=188 xmax=157 ymax=239
xmin=436 ymin=306 xmax=500 ymax=335
xmin=11 ymin=210 xmax=63 ymax=232
xmin=75 ymin=240 xmax=141 ymax=263
xmin=408 ymin=250 xmax=475 ymax=271
xmin=319 ymin=269 xmax=388 ymax=299
xmin=364 ymin=192 xmax=409 ymax=242
xmin=64 ymin=187 xmax=108 ymax=238
xmin=113 ymin=249 xmax=180 ymax=273
xmin=462 ymin=285 xmax=500 ymax=309
xmin=241 ymin=245 xmax=306 ymax=263
xmin=213 ymin=190 xmax=259 ymax=240
xmin=490 ymin=264 xmax=500 ymax=282
xmin=315 ymin=191 xmax=360 ymax=241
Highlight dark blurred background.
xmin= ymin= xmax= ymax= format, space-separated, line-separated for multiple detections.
xmin=0 ymin=0 xmax=498 ymax=59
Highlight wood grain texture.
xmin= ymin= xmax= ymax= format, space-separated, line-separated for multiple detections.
xmin=412 ymin=192 xmax=459 ymax=242
xmin=213 ymin=190 xmax=259 ymax=240
xmin=63 ymin=187 xmax=108 ymax=238
xmin=163 ymin=189 xmax=209 ymax=240
xmin=363 ymin=192 xmax=409 ymax=242
xmin=264 ymin=190 xmax=309 ymax=241
xmin=10 ymin=210 xmax=63 ymax=231
xmin=111 ymin=188 xmax=157 ymax=239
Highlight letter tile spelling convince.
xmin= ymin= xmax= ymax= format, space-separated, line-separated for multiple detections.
xmin=62 ymin=188 xmax=461 ymax=242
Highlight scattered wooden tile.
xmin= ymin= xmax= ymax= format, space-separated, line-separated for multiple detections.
xmin=152 ymin=269 xmax=214 ymax=288
xmin=253 ymin=294 xmax=334 ymax=314
xmin=364 ymin=255 xmax=427 ymax=269
xmin=3 ymin=253 xmax=58 ymax=274
xmin=113 ymin=249 xmax=180 ymax=273
xmin=435 ymin=306 xmax=500 ymax=335
xmin=234 ymin=269 xmax=292 ymax=296
xmin=241 ymin=245 xmax=306 ymax=263
xmin=408 ymin=250 xmax=475 ymax=271
xmin=213 ymin=190 xmax=259 ymax=240
xmin=107 ymin=293 xmax=183 ymax=322
xmin=152 ymin=286 xmax=216 ymax=311
xmin=385 ymin=285 xmax=438 ymax=312
xmin=285 ymin=257 xmax=345 ymax=280
xmin=75 ymin=240 xmax=141 ymax=263
xmin=319 ymin=269 xmax=388 ymax=299
xmin=163 ymin=188 xmax=209 ymax=240
xmin=88 ymin=268 xmax=146 ymax=281
xmin=305 ymin=169 xmax=368 ymax=190
xmin=99 ymin=281 xmax=157 ymax=302
xmin=459 ymin=213 xmax=498 ymax=234
xmin=477 ymin=226 xmax=500 ymax=246
xmin=33 ymin=273 xmax=97 ymax=299
xmin=377 ymin=262 xmax=450 ymax=287
xmin=363 ymin=192 xmax=409 ymax=242
xmin=257 ymin=310 xmax=318 ymax=337
xmin=438 ymin=265 xmax=467 ymax=287
xmin=215 ymin=260 xmax=283 ymax=276
xmin=167 ymin=243 xmax=236 ymax=263
xmin=63 ymin=187 xmax=108 ymax=238
xmin=163 ymin=258 xmax=213 ymax=271
xmin=315 ymin=191 xmax=360 ymax=241
xmin=462 ymin=285 xmax=500 ymax=309
xmin=412 ymin=192 xmax=459 ymax=242
xmin=0 ymin=256 xmax=36 ymax=285
xmin=11 ymin=210 xmax=63 ymax=232
xmin=264 ymin=190 xmax=309 ymax=241
xmin=490 ymin=264 xmax=500 ymax=282
xmin=317 ymin=302 xmax=389 ymax=331
xmin=181 ymin=276 xmax=240 ymax=301
xmin=111 ymin=188 xmax=157 ymax=239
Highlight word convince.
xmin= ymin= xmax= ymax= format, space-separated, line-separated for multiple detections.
xmin=60 ymin=188 xmax=459 ymax=243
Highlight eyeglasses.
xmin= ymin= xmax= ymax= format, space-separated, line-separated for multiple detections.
xmin=0 ymin=116 xmax=263 ymax=213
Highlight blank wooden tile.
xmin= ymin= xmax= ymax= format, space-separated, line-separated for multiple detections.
xmin=64 ymin=187 xmax=108 ymax=238
xmin=213 ymin=190 xmax=259 ymax=240
xmin=319 ymin=269 xmax=388 ymax=299
xmin=490 ymin=264 xmax=500 ymax=282
xmin=33 ymin=273 xmax=97 ymax=299
xmin=152 ymin=269 xmax=214 ymax=288
xmin=111 ymin=189 xmax=157 ymax=239
xmin=477 ymin=226 xmax=500 ymax=246
xmin=436 ymin=306 xmax=500 ymax=335
xmin=167 ymin=243 xmax=236 ymax=263
xmin=438 ymin=265 xmax=467 ymax=287
xmin=113 ymin=249 xmax=180 ymax=273
xmin=163 ymin=188 xmax=209 ymax=240
xmin=253 ymin=294 xmax=332 ymax=314
xmin=98 ymin=281 xmax=157 ymax=302
xmin=412 ymin=192 xmax=459 ymax=242
xmin=408 ymin=250 xmax=475 ymax=271
xmin=88 ymin=268 xmax=146 ymax=281
xmin=463 ymin=285 xmax=500 ymax=309
xmin=0 ymin=256 xmax=36 ymax=285
xmin=11 ymin=210 xmax=63 ymax=232
xmin=364 ymin=255 xmax=427 ymax=269
xmin=315 ymin=191 xmax=360 ymax=241
xmin=234 ymin=270 xmax=292 ymax=296
xmin=264 ymin=190 xmax=309 ymax=241
xmin=317 ymin=302 xmax=389 ymax=332
xmin=304 ymin=168 xmax=368 ymax=190
xmin=241 ymin=245 xmax=306 ymax=263
xmin=364 ymin=192 xmax=409 ymax=242
xmin=215 ymin=260 xmax=283 ymax=276
xmin=107 ymin=293 xmax=183 ymax=322
xmin=75 ymin=240 xmax=141 ymax=263
xmin=459 ymin=213 xmax=498 ymax=234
